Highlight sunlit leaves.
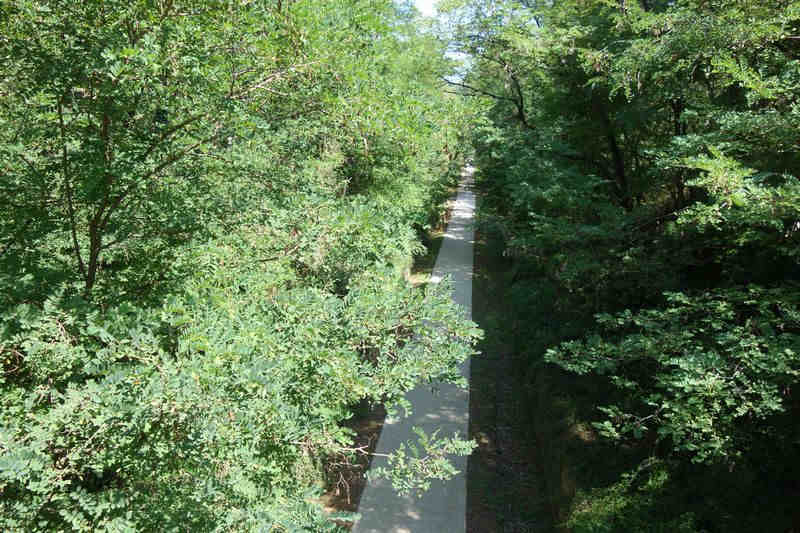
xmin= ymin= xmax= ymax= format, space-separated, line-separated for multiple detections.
xmin=0 ymin=0 xmax=479 ymax=530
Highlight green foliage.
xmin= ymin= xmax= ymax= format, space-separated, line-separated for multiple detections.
xmin=567 ymin=461 xmax=698 ymax=533
xmin=0 ymin=1 xmax=481 ymax=530
xmin=369 ymin=427 xmax=477 ymax=497
xmin=446 ymin=0 xmax=800 ymax=529
xmin=547 ymin=287 xmax=800 ymax=463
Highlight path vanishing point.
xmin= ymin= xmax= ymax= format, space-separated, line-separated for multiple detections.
xmin=353 ymin=167 xmax=476 ymax=533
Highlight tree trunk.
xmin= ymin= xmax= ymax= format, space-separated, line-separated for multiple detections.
xmin=86 ymin=224 xmax=102 ymax=291
xmin=602 ymin=114 xmax=631 ymax=209
xmin=592 ymin=92 xmax=631 ymax=209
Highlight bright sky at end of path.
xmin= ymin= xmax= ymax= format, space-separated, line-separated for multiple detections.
xmin=415 ymin=0 xmax=436 ymax=17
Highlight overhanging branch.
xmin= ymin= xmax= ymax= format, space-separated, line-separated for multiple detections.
xmin=439 ymin=76 xmax=515 ymax=103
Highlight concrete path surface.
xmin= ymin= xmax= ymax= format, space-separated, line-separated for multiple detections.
xmin=353 ymin=168 xmax=475 ymax=533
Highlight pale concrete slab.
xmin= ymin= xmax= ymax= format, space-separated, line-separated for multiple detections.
xmin=353 ymin=168 xmax=475 ymax=533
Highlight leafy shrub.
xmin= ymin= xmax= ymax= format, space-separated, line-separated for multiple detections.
xmin=0 ymin=0 xmax=480 ymax=529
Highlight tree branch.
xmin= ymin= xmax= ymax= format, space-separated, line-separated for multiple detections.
xmin=439 ymin=76 xmax=515 ymax=102
xmin=58 ymin=96 xmax=87 ymax=280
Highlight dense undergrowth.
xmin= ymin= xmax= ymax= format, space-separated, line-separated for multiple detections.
xmin=442 ymin=0 xmax=800 ymax=530
xmin=0 ymin=1 xmax=482 ymax=530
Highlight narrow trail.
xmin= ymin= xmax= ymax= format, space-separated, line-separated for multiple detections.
xmin=353 ymin=167 xmax=476 ymax=533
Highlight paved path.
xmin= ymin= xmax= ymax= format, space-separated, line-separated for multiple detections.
xmin=353 ymin=168 xmax=475 ymax=533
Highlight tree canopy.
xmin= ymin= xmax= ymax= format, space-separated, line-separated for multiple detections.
xmin=443 ymin=0 xmax=800 ymax=529
xmin=0 ymin=1 xmax=481 ymax=530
